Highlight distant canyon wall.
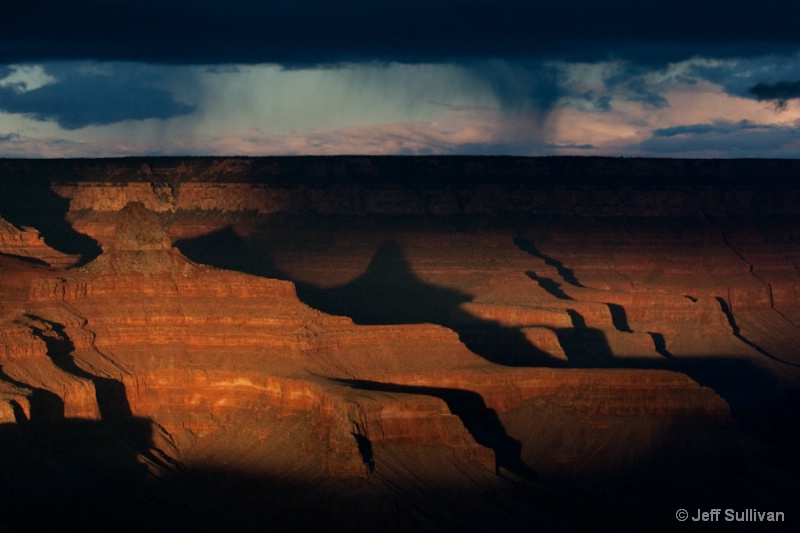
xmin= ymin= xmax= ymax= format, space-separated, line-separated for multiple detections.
xmin=54 ymin=180 xmax=800 ymax=217
xmin=2 ymin=156 xmax=799 ymax=217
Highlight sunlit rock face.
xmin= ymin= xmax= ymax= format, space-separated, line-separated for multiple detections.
xmin=1 ymin=157 xmax=799 ymax=532
xmin=0 ymin=215 xmax=80 ymax=269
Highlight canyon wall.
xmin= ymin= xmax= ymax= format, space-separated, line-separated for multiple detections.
xmin=1 ymin=157 xmax=798 ymax=531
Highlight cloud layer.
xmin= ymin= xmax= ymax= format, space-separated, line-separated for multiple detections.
xmin=0 ymin=63 xmax=194 ymax=129
xmin=1 ymin=2 xmax=800 ymax=157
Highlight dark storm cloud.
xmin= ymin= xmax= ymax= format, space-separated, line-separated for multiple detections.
xmin=467 ymin=61 xmax=561 ymax=115
xmin=639 ymin=120 xmax=800 ymax=157
xmin=2 ymin=1 xmax=799 ymax=66
xmin=654 ymin=54 xmax=800 ymax=107
xmin=652 ymin=121 xmax=762 ymax=138
xmin=749 ymin=80 xmax=800 ymax=110
xmin=599 ymin=63 xmax=671 ymax=108
xmin=0 ymin=65 xmax=195 ymax=129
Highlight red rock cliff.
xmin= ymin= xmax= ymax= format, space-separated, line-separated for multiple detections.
xmin=1 ymin=157 xmax=798 ymax=532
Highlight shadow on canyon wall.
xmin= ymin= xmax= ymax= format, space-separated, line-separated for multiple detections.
xmin=174 ymin=225 xmax=798 ymax=441
xmin=0 ymin=316 xmax=179 ymax=532
xmin=176 ymin=228 xmax=562 ymax=367
xmin=177 ymin=227 xmax=648 ymax=372
xmin=24 ymin=314 xmax=134 ymax=421
xmin=513 ymin=237 xmax=585 ymax=288
xmin=333 ymin=377 xmax=539 ymax=481
xmin=0 ymin=235 xmax=795 ymax=532
xmin=515 ymin=234 xmax=798 ymax=439
xmin=0 ymin=322 xmax=171 ymax=529
xmin=0 ymin=364 xmax=64 ymax=423
xmin=0 ymin=172 xmax=101 ymax=264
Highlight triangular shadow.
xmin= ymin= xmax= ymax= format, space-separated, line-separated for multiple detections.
xmin=176 ymin=230 xmax=561 ymax=367
xmin=297 ymin=240 xmax=468 ymax=326
xmin=174 ymin=226 xmax=800 ymax=442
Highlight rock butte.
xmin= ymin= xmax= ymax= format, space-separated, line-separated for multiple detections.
xmin=1 ymin=156 xmax=799 ymax=531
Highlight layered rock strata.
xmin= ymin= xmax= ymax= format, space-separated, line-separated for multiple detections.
xmin=0 ymin=216 xmax=79 ymax=268
xmin=1 ymin=157 xmax=799 ymax=531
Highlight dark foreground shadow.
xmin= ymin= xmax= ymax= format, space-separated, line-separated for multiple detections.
xmin=0 ymin=419 xmax=582 ymax=533
xmin=1 ymin=402 xmax=794 ymax=533
xmin=0 ymin=417 xmax=170 ymax=532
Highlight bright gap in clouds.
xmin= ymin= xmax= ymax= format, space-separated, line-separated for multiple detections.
xmin=0 ymin=57 xmax=799 ymax=157
xmin=179 ymin=63 xmax=497 ymax=133
xmin=0 ymin=65 xmax=58 ymax=93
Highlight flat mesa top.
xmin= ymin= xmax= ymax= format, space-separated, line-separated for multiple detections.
xmin=1 ymin=156 xmax=799 ymax=188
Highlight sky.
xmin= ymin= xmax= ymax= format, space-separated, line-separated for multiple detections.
xmin=1 ymin=1 xmax=800 ymax=158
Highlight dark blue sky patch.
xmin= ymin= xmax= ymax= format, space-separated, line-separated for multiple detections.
xmin=2 ymin=1 xmax=799 ymax=66
xmin=0 ymin=68 xmax=196 ymax=129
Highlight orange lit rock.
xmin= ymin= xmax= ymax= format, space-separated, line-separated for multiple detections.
xmin=0 ymin=216 xmax=79 ymax=268
xmin=1 ymin=157 xmax=799 ymax=531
